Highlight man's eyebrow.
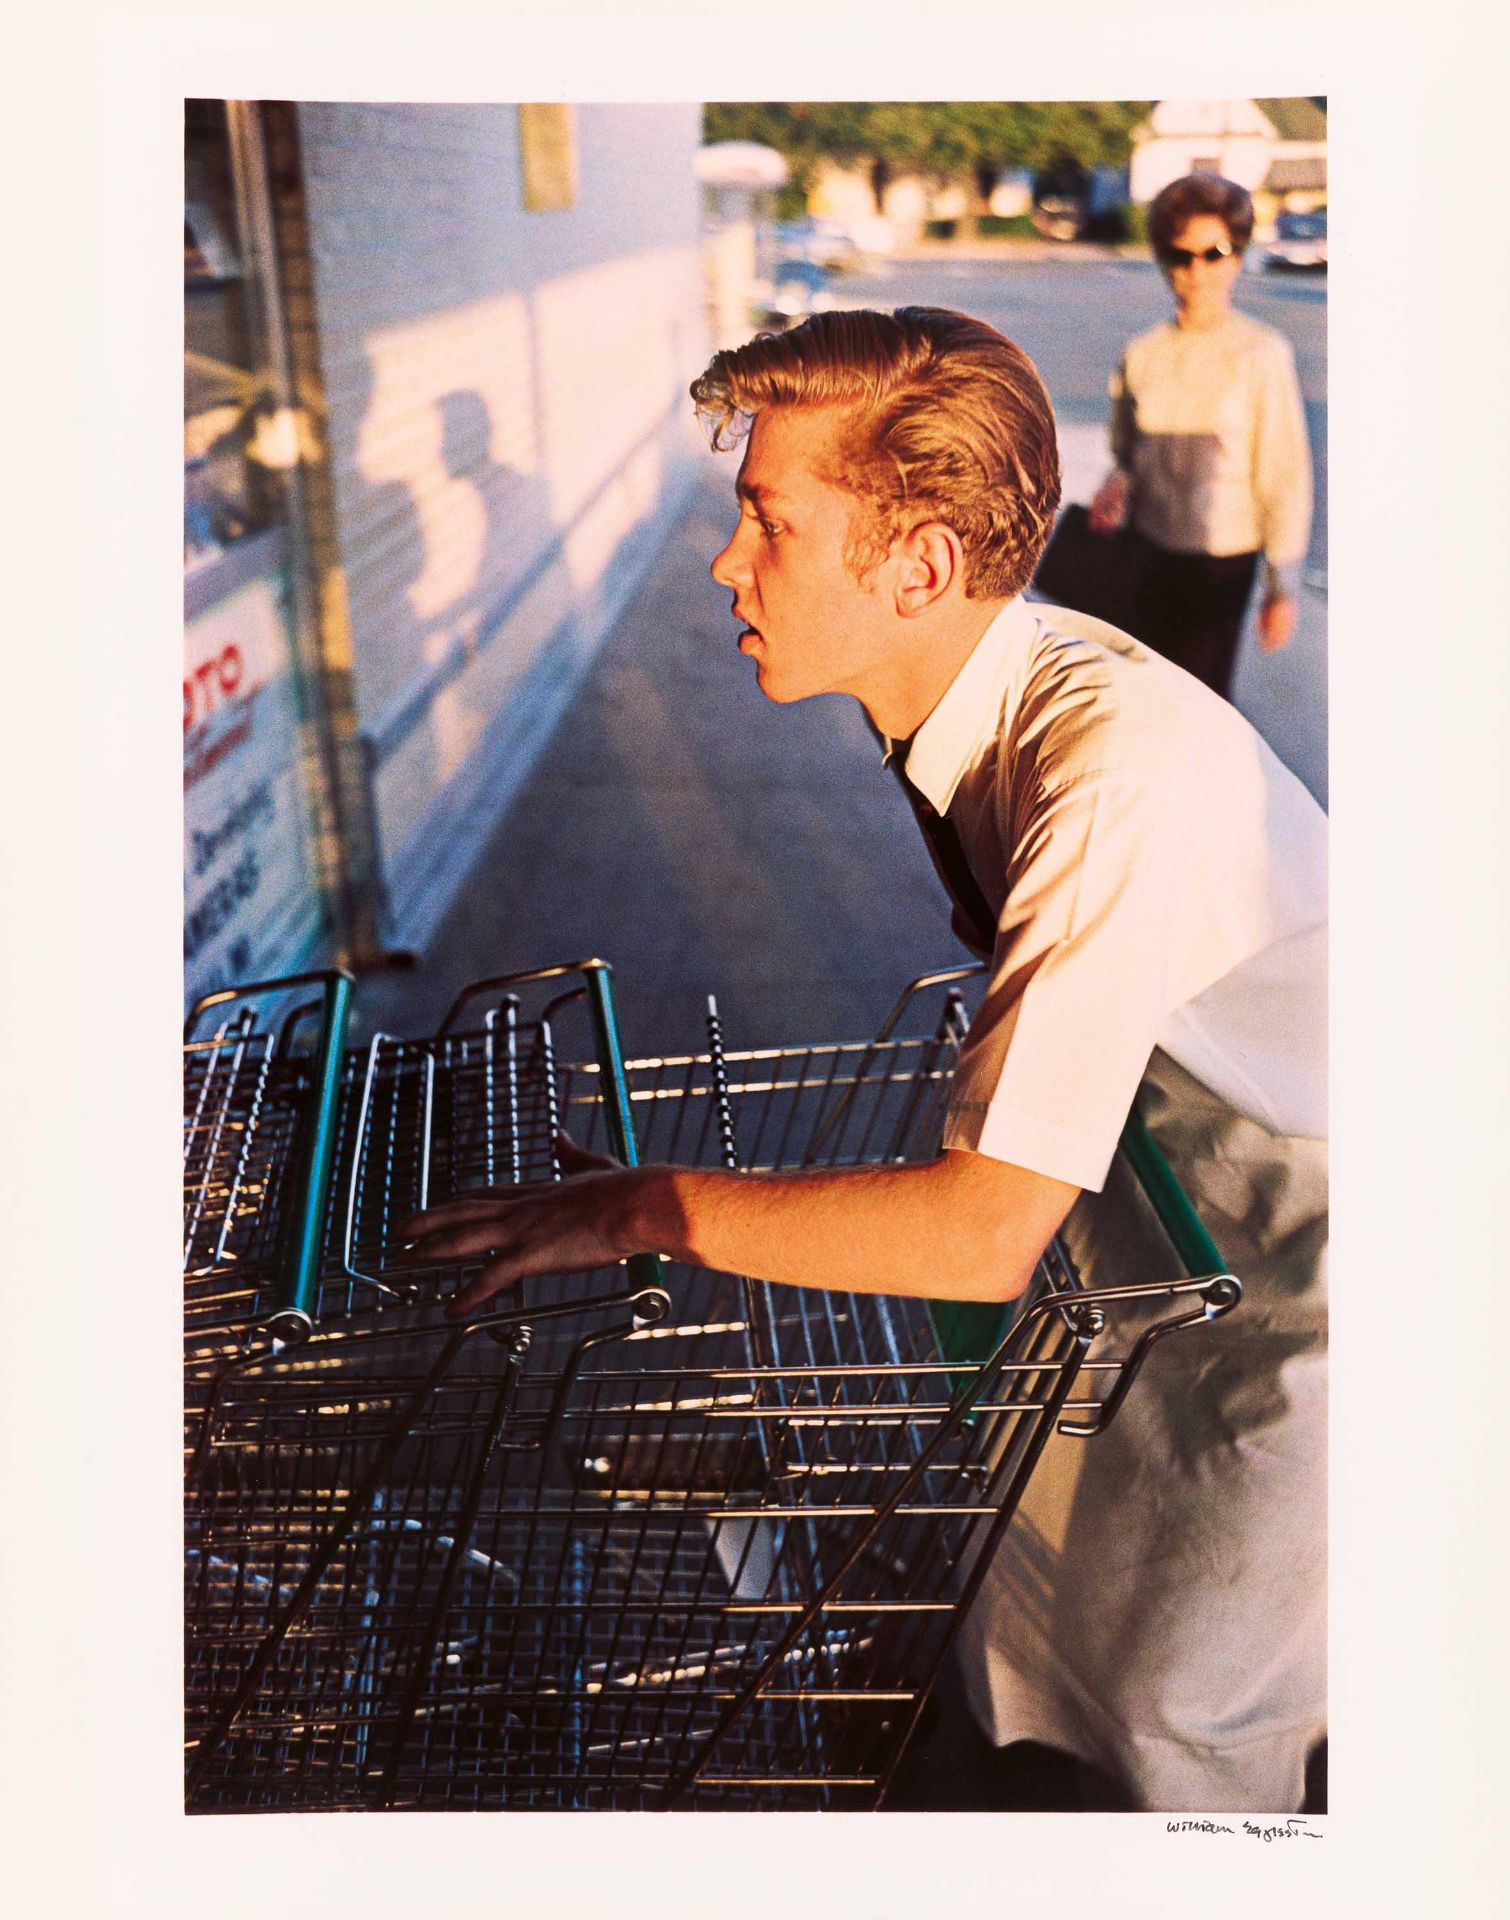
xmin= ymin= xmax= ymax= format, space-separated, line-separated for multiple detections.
xmin=735 ymin=479 xmax=790 ymax=509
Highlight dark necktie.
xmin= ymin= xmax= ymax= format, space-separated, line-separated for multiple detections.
xmin=891 ymin=757 xmax=997 ymax=955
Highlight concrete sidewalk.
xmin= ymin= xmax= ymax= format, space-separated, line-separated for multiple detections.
xmin=352 ymin=453 xmax=975 ymax=1052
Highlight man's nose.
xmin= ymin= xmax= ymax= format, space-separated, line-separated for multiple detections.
xmin=711 ymin=526 xmax=746 ymax=590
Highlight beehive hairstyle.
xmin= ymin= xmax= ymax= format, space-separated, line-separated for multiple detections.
xmin=1147 ymin=172 xmax=1256 ymax=255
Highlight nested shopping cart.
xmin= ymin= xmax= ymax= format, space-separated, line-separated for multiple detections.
xmin=183 ymin=959 xmax=1239 ymax=1812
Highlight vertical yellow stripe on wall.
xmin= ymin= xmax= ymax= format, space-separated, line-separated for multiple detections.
xmin=518 ymin=104 xmax=578 ymax=212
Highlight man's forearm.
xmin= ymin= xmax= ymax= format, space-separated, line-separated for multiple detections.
xmin=411 ymin=1138 xmax=1081 ymax=1320
xmin=625 ymin=1150 xmax=1079 ymax=1305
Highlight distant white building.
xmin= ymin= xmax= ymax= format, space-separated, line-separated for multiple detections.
xmin=1129 ymin=98 xmax=1327 ymax=216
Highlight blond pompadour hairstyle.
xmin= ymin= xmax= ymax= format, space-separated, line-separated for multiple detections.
xmin=690 ymin=306 xmax=1061 ymax=601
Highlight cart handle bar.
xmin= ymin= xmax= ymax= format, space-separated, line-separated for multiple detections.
xmin=436 ymin=958 xmax=665 ymax=1298
xmin=184 ymin=967 xmax=354 ymax=1043
xmin=185 ymin=969 xmax=354 ymax=1343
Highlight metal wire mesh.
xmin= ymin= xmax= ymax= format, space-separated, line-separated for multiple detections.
xmin=320 ymin=1008 xmax=969 ymax=1314
xmin=184 ymin=986 xmax=336 ymax=1397
xmin=183 ymin=968 xmax=1237 ymax=1813
xmin=186 ymin=1277 xmax=1113 ymax=1811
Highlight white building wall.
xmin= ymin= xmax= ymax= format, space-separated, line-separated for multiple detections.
xmin=296 ymin=102 xmax=706 ymax=944
xmin=1130 ymin=99 xmax=1277 ymax=202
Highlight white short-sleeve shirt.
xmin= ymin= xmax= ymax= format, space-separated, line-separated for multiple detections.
xmin=890 ymin=596 xmax=1327 ymax=1192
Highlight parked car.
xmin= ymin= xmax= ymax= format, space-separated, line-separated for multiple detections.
xmin=1031 ymin=194 xmax=1084 ymax=242
xmin=1263 ymin=209 xmax=1328 ymax=272
xmin=773 ymin=218 xmax=861 ymax=269
xmin=1027 ymin=162 xmax=1132 ymax=244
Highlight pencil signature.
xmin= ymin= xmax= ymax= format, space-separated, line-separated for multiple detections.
xmin=1166 ymin=1816 xmax=1322 ymax=1841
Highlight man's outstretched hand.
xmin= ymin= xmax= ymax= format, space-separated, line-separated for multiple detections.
xmin=401 ymin=1132 xmax=642 ymax=1321
xmin=403 ymin=1135 xmax=1079 ymax=1321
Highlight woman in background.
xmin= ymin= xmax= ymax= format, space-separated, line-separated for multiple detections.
xmin=1089 ymin=173 xmax=1312 ymax=700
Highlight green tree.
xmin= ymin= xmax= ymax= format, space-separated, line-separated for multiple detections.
xmin=703 ymin=101 xmax=1152 ymax=210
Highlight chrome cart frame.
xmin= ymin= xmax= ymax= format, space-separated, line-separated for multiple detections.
xmin=183 ymin=961 xmax=1238 ymax=1811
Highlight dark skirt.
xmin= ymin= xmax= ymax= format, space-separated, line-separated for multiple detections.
xmin=1130 ymin=536 xmax=1261 ymax=701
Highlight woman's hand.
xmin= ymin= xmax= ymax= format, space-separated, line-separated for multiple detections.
xmin=1257 ymin=592 xmax=1297 ymax=652
xmin=401 ymin=1132 xmax=644 ymax=1320
xmin=1088 ymin=471 xmax=1131 ymax=535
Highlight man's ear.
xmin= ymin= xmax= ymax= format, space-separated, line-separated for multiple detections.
xmin=893 ymin=520 xmax=965 ymax=617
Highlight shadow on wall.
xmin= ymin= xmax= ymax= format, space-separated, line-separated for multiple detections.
xmin=343 ymin=339 xmax=702 ymax=953
xmin=341 ymin=351 xmax=558 ymax=919
xmin=351 ymin=367 xmax=551 ymax=746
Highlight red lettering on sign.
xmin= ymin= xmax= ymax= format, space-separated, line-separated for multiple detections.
xmin=184 ymin=643 xmax=253 ymax=734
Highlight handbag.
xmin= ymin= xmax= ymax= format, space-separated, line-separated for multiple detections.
xmin=1030 ymin=502 xmax=1147 ymax=633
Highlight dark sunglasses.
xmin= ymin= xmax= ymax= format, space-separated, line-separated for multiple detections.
xmin=1159 ymin=241 xmax=1241 ymax=267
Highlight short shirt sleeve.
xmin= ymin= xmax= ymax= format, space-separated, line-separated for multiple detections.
xmin=941 ymin=762 xmax=1192 ymax=1193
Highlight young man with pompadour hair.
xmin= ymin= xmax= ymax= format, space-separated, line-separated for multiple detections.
xmin=406 ymin=307 xmax=1328 ymax=1815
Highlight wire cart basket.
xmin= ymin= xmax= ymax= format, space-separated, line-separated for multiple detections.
xmin=183 ymin=960 xmax=1240 ymax=1812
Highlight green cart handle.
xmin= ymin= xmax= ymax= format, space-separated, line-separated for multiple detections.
xmin=1116 ymin=1101 xmax=1227 ymax=1280
xmin=185 ymin=969 xmax=355 ymax=1345
xmin=873 ymin=961 xmax=1232 ymax=1365
xmin=889 ymin=955 xmax=1230 ymax=1368
xmin=928 ymin=1101 xmax=1230 ymax=1369
xmin=580 ymin=960 xmax=665 ymax=1295
xmin=436 ymin=958 xmax=665 ymax=1295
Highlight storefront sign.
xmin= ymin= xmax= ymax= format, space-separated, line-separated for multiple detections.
xmin=183 ymin=568 xmax=324 ymax=1005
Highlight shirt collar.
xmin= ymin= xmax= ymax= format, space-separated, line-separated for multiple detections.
xmin=880 ymin=596 xmax=1039 ymax=812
